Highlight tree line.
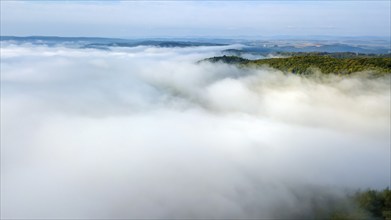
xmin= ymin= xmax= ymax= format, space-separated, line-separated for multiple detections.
xmin=202 ymin=55 xmax=391 ymax=74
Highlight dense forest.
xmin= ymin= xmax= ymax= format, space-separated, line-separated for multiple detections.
xmin=202 ymin=54 xmax=391 ymax=74
xmin=327 ymin=188 xmax=390 ymax=220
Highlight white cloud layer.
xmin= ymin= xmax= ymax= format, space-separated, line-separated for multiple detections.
xmin=1 ymin=44 xmax=390 ymax=218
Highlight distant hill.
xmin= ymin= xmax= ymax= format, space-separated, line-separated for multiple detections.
xmin=224 ymin=43 xmax=390 ymax=55
xmin=83 ymin=41 xmax=226 ymax=49
xmin=0 ymin=36 xmax=227 ymax=49
xmin=224 ymin=50 xmax=391 ymax=58
xmin=201 ymin=55 xmax=391 ymax=74
xmin=2 ymin=35 xmax=389 ymax=55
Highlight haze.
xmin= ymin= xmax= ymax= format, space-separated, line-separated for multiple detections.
xmin=1 ymin=0 xmax=390 ymax=219
xmin=1 ymin=43 xmax=390 ymax=218
xmin=1 ymin=1 xmax=390 ymax=37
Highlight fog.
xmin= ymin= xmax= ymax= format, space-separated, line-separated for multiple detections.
xmin=1 ymin=43 xmax=390 ymax=219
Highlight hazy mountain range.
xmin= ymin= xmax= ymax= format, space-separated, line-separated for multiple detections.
xmin=1 ymin=36 xmax=390 ymax=54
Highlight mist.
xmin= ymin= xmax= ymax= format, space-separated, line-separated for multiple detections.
xmin=1 ymin=43 xmax=390 ymax=219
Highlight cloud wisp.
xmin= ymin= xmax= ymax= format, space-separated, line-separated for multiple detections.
xmin=1 ymin=43 xmax=390 ymax=219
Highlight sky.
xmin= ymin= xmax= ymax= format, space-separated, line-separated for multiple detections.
xmin=0 ymin=0 xmax=390 ymax=38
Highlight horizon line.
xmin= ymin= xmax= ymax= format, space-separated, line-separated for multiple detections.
xmin=1 ymin=35 xmax=391 ymax=40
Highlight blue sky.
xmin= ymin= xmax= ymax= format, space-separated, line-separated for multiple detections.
xmin=1 ymin=1 xmax=390 ymax=38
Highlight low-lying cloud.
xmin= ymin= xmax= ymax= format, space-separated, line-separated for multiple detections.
xmin=1 ymin=43 xmax=390 ymax=219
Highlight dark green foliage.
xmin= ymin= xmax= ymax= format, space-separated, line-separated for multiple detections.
xmin=202 ymin=55 xmax=250 ymax=64
xmin=325 ymin=188 xmax=391 ymax=220
xmin=252 ymin=55 xmax=391 ymax=74
xmin=202 ymin=55 xmax=391 ymax=74
xmin=352 ymin=188 xmax=391 ymax=219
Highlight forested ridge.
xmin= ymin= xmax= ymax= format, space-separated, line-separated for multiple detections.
xmin=327 ymin=188 xmax=391 ymax=220
xmin=203 ymin=54 xmax=391 ymax=74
